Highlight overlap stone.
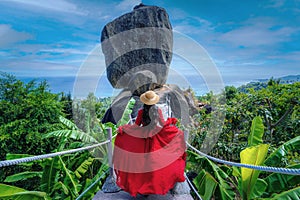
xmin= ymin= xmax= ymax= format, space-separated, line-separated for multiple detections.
xmin=101 ymin=4 xmax=173 ymax=90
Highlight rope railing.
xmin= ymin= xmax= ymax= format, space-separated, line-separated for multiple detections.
xmin=185 ymin=173 xmax=202 ymax=200
xmin=2 ymin=120 xmax=299 ymax=200
xmin=186 ymin=142 xmax=300 ymax=176
xmin=0 ymin=140 xmax=110 ymax=168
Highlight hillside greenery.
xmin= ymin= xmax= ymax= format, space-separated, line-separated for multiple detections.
xmin=0 ymin=72 xmax=299 ymax=199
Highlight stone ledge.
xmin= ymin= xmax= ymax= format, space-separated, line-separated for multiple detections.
xmin=93 ymin=190 xmax=194 ymax=200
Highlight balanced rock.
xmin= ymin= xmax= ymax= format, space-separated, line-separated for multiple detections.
xmin=101 ymin=4 xmax=173 ymax=92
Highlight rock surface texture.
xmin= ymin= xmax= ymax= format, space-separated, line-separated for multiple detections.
xmin=93 ymin=190 xmax=194 ymax=200
xmin=101 ymin=4 xmax=173 ymax=94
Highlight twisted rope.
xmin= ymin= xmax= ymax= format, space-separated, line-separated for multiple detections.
xmin=187 ymin=143 xmax=300 ymax=175
xmin=0 ymin=140 xmax=110 ymax=168
xmin=184 ymin=173 xmax=203 ymax=200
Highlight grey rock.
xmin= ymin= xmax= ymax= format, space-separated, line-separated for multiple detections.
xmin=93 ymin=190 xmax=194 ymax=200
xmin=170 ymin=180 xmax=191 ymax=195
xmin=101 ymin=5 xmax=173 ymax=89
xmin=102 ymin=173 xmax=121 ymax=193
xmin=153 ymin=84 xmax=198 ymax=125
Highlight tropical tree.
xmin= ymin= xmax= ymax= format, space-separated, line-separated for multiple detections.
xmin=0 ymin=73 xmax=64 ymax=189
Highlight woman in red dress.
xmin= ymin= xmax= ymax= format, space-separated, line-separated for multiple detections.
xmin=113 ymin=90 xmax=186 ymax=197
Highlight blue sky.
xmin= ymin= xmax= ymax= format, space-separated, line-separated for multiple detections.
xmin=0 ymin=0 xmax=300 ymax=96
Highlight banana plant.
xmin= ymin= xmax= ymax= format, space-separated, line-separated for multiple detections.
xmin=117 ymin=98 xmax=135 ymax=126
xmin=42 ymin=117 xmax=109 ymax=199
xmin=188 ymin=150 xmax=236 ymax=200
xmin=261 ymin=136 xmax=300 ymax=197
xmin=0 ymin=183 xmax=49 ymax=200
xmin=262 ymin=186 xmax=300 ymax=200
xmin=239 ymin=144 xmax=269 ymax=200
xmin=239 ymin=116 xmax=269 ymax=200
xmin=264 ymin=136 xmax=300 ymax=167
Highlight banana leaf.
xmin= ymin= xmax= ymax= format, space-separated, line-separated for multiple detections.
xmin=117 ymin=98 xmax=135 ymax=126
xmin=59 ymin=156 xmax=82 ymax=197
xmin=53 ymin=181 xmax=69 ymax=195
xmin=43 ymin=130 xmax=98 ymax=144
xmin=264 ymin=136 xmax=300 ymax=167
xmin=59 ymin=115 xmax=79 ymax=130
xmin=204 ymin=158 xmax=235 ymax=200
xmin=187 ymin=151 xmax=235 ymax=199
xmin=44 ymin=115 xmax=100 ymax=144
xmin=4 ymin=171 xmax=42 ymax=183
xmin=248 ymin=116 xmax=264 ymax=147
xmin=40 ymin=157 xmax=60 ymax=194
xmin=262 ymin=186 xmax=300 ymax=200
xmin=240 ymin=144 xmax=269 ymax=200
xmin=75 ymin=157 xmax=94 ymax=179
xmin=264 ymin=164 xmax=300 ymax=193
xmin=251 ymin=178 xmax=268 ymax=199
xmin=0 ymin=183 xmax=48 ymax=200
xmin=79 ymin=163 xmax=109 ymax=199
xmin=193 ymin=169 xmax=217 ymax=200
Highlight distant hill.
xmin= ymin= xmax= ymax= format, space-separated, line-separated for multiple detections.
xmin=256 ymin=74 xmax=300 ymax=84
xmin=238 ymin=74 xmax=300 ymax=93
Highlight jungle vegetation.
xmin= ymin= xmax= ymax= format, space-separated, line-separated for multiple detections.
xmin=0 ymin=72 xmax=299 ymax=199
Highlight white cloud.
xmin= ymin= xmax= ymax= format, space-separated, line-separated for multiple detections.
xmin=6 ymin=0 xmax=86 ymax=15
xmin=1 ymin=60 xmax=78 ymax=77
xmin=0 ymin=24 xmax=33 ymax=47
xmin=115 ymin=0 xmax=141 ymax=12
xmin=219 ymin=17 xmax=296 ymax=47
xmin=39 ymin=47 xmax=90 ymax=56
xmin=267 ymin=51 xmax=300 ymax=61
xmin=169 ymin=8 xmax=188 ymax=21
xmin=265 ymin=0 xmax=286 ymax=8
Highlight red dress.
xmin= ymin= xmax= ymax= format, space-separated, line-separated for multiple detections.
xmin=113 ymin=109 xmax=186 ymax=197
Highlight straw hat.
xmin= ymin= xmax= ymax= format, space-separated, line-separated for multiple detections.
xmin=140 ymin=91 xmax=160 ymax=105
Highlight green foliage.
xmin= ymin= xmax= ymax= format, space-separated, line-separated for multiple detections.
xmin=193 ymin=169 xmax=217 ymax=200
xmin=189 ymin=82 xmax=300 ymax=199
xmin=248 ymin=116 xmax=264 ymax=146
xmin=264 ymin=136 xmax=300 ymax=167
xmin=75 ymin=157 xmax=94 ymax=179
xmin=187 ymin=151 xmax=236 ymax=200
xmin=0 ymin=74 xmax=64 ymax=189
xmin=239 ymin=116 xmax=269 ymax=200
xmin=240 ymin=144 xmax=269 ymax=200
xmin=40 ymin=157 xmax=60 ymax=194
xmin=40 ymin=115 xmax=110 ymax=199
xmin=263 ymin=164 xmax=300 ymax=194
xmin=4 ymin=172 xmax=43 ymax=183
xmin=199 ymin=81 xmax=300 ymax=162
xmin=1 ymin=73 xmax=299 ymax=199
xmin=261 ymin=186 xmax=300 ymax=200
xmin=0 ymin=183 xmax=48 ymax=200
xmin=117 ymin=98 xmax=135 ymax=126
xmin=0 ymin=74 xmax=111 ymax=199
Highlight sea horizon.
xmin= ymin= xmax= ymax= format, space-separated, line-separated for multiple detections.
xmin=17 ymin=74 xmax=283 ymax=98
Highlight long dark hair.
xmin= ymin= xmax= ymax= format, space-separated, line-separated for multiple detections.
xmin=142 ymin=104 xmax=161 ymax=128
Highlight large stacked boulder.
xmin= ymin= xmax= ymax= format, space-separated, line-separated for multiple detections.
xmin=101 ymin=4 xmax=173 ymax=95
xmin=101 ymin=5 xmax=193 ymax=195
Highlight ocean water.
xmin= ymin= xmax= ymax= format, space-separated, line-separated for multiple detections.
xmin=19 ymin=76 xmax=116 ymax=98
xmin=19 ymin=75 xmax=251 ymax=98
